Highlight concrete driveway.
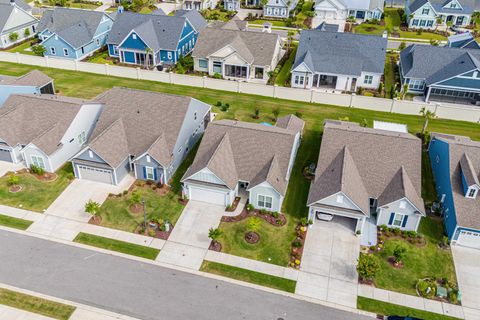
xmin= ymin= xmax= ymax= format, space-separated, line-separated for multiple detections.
xmin=452 ymin=246 xmax=480 ymax=319
xmin=0 ymin=161 xmax=25 ymax=178
xmin=295 ymin=216 xmax=360 ymax=308
xmin=156 ymin=200 xmax=226 ymax=270
xmin=44 ymin=175 xmax=135 ymax=222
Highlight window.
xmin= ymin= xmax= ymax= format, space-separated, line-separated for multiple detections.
xmin=81 ymin=47 xmax=85 ymax=54
xmin=213 ymin=61 xmax=222 ymax=74
xmin=194 ymin=112 xmax=197 ymax=120
xmin=178 ymin=147 xmax=182 ymax=153
xmin=427 ymin=20 xmax=433 ymax=27
xmin=364 ymin=75 xmax=373 ymax=84
xmin=167 ymin=52 xmax=172 ymax=60
xmin=412 ymin=19 xmax=419 ymax=26
xmin=225 ymin=65 xmax=247 ymax=78
xmin=450 ymin=3 xmax=457 ymax=8
xmin=294 ymin=75 xmax=304 ymax=85
xmin=419 ymin=19 xmax=427 ymax=26
xmin=408 ymin=79 xmax=424 ymax=90
xmin=336 ymin=194 xmax=344 ymax=203
xmin=132 ymin=34 xmax=137 ymax=40
xmin=399 ymin=200 xmax=406 ymax=209
xmin=146 ymin=155 xmax=151 ymax=163
xmin=199 ymin=59 xmax=208 ymax=69
xmin=95 ymin=38 xmax=100 ymax=46
xmin=31 ymin=155 xmax=45 ymax=169
xmin=77 ymin=131 xmax=86 ymax=144
xmin=88 ymin=150 xmax=94 ymax=158
xmin=145 ymin=166 xmax=155 ymax=180
xmin=258 ymin=195 xmax=273 ymax=209
xmin=467 ymin=188 xmax=477 ymax=198
xmin=422 ymin=8 xmax=429 ymax=14
xmin=392 ymin=213 xmax=404 ymax=227
xmin=63 ymin=48 xmax=69 ymax=56
xmin=113 ymin=46 xmax=118 ymax=55
xmin=50 ymin=47 xmax=56 ymax=55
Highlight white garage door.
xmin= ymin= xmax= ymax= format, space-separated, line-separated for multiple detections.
xmin=0 ymin=148 xmax=12 ymax=162
xmin=457 ymin=230 xmax=480 ymax=249
xmin=189 ymin=186 xmax=227 ymax=206
xmin=77 ymin=165 xmax=114 ymax=185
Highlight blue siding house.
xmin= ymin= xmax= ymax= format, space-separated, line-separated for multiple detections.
xmin=37 ymin=8 xmax=114 ymax=60
xmin=429 ymin=133 xmax=480 ymax=249
xmin=399 ymin=44 xmax=480 ymax=104
xmin=0 ymin=70 xmax=54 ymax=106
xmin=107 ymin=10 xmax=206 ymax=67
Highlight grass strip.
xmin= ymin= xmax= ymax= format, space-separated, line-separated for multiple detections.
xmin=200 ymin=260 xmax=296 ymax=293
xmin=357 ymin=296 xmax=461 ymax=320
xmin=0 ymin=214 xmax=33 ymax=230
xmin=0 ymin=287 xmax=75 ymax=320
xmin=73 ymin=232 xmax=160 ymax=260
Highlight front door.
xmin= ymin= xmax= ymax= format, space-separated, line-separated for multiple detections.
xmin=135 ymin=52 xmax=146 ymax=65
xmin=350 ymin=78 xmax=357 ymax=92
xmin=456 ymin=16 xmax=464 ymax=25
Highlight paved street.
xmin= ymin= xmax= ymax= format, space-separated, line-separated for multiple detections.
xmin=0 ymin=230 xmax=371 ymax=320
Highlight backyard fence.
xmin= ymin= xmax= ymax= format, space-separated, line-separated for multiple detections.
xmin=1 ymin=52 xmax=480 ymax=124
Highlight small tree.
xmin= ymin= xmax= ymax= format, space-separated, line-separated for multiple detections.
xmin=357 ymin=253 xmax=380 ymax=281
xmin=24 ymin=28 xmax=31 ymax=38
xmin=393 ymin=244 xmax=407 ymax=264
xmin=130 ymin=190 xmax=141 ymax=205
xmin=272 ymin=107 xmax=280 ymax=121
xmin=31 ymin=45 xmax=46 ymax=56
xmin=84 ymin=199 xmax=100 ymax=216
xmin=9 ymin=32 xmax=19 ymax=42
xmin=420 ymin=106 xmax=436 ymax=134
xmin=398 ymin=41 xmax=406 ymax=51
xmin=7 ymin=174 xmax=19 ymax=187
xmin=286 ymin=30 xmax=296 ymax=51
xmin=253 ymin=107 xmax=260 ymax=119
xmin=247 ymin=217 xmax=261 ymax=233
xmin=378 ymin=81 xmax=384 ymax=96
xmin=435 ymin=17 xmax=443 ymax=31
xmin=208 ymin=227 xmax=223 ymax=243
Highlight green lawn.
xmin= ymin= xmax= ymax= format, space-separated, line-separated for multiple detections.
xmin=200 ymin=261 xmax=297 ymax=292
xmin=384 ymin=52 xmax=399 ymax=99
xmin=249 ymin=19 xmax=288 ymax=27
xmin=87 ymin=49 xmax=114 ymax=65
xmin=398 ymin=30 xmax=447 ymax=41
xmin=384 ymin=7 xmax=402 ymax=33
xmin=5 ymin=41 xmax=37 ymax=56
xmin=0 ymin=287 xmax=75 ymax=320
xmin=353 ymin=23 xmax=385 ymax=36
xmin=358 ymin=297 xmax=460 ymax=320
xmin=69 ymin=1 xmax=99 ymax=9
xmin=422 ymin=150 xmax=437 ymax=206
xmin=74 ymin=232 xmax=160 ymax=260
xmin=0 ymin=164 xmax=74 ymax=212
xmin=372 ymin=217 xmax=457 ymax=296
xmin=275 ymin=46 xmax=297 ymax=86
xmin=0 ymin=214 xmax=33 ymax=230
xmin=294 ymin=1 xmax=314 ymax=28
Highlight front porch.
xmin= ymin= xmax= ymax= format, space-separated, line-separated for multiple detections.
xmin=119 ymin=49 xmax=156 ymax=67
xmin=425 ymin=87 xmax=480 ymax=106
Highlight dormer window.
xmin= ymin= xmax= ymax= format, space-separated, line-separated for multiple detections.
xmin=336 ymin=194 xmax=344 ymax=203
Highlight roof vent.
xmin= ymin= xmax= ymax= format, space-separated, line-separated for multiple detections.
xmin=137 ymin=109 xmax=140 ymax=114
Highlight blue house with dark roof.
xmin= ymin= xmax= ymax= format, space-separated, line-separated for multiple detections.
xmin=107 ymin=10 xmax=206 ymax=67
xmin=37 ymin=8 xmax=114 ymax=60
xmin=447 ymin=32 xmax=480 ymax=49
xmin=399 ymin=44 xmax=480 ymax=104
xmin=406 ymin=0 xmax=478 ymax=29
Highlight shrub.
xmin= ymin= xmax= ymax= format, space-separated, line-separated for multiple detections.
xmin=129 ymin=190 xmax=141 ymax=205
xmin=272 ymin=107 xmax=280 ymax=120
xmin=208 ymin=227 xmax=223 ymax=241
xmin=300 ymin=217 xmax=309 ymax=226
xmin=253 ymin=107 xmax=260 ymax=119
xmin=6 ymin=174 xmax=19 ymax=187
xmin=213 ymin=73 xmax=222 ymax=79
xmin=24 ymin=28 xmax=31 ymax=37
xmin=378 ymin=224 xmax=388 ymax=231
xmin=30 ymin=164 xmax=44 ymax=175
xmin=393 ymin=244 xmax=407 ymax=263
xmin=216 ymin=101 xmax=222 ymax=106
xmin=449 ymin=290 xmax=458 ymax=304
xmin=294 ymin=111 xmax=303 ymax=118
xmin=357 ymin=253 xmax=380 ymax=281
xmin=270 ymin=211 xmax=279 ymax=218
xmin=392 ymin=227 xmax=401 ymax=235
xmin=292 ymin=239 xmax=302 ymax=247
xmin=369 ymin=245 xmax=376 ymax=251
xmin=84 ymin=199 xmax=100 ymax=216
xmin=259 ymin=208 xmax=267 ymax=215
xmin=123 ymin=190 xmax=128 ymax=196
xmin=398 ymin=42 xmax=406 ymax=51
xmin=148 ymin=228 xmax=156 ymax=237
xmin=246 ymin=203 xmax=254 ymax=212
xmin=66 ymin=172 xmax=75 ymax=180
xmin=247 ymin=217 xmax=261 ymax=233
xmin=8 ymin=32 xmax=19 ymax=42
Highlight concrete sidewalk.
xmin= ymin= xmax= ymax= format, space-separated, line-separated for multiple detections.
xmin=0 ymin=304 xmax=55 ymax=320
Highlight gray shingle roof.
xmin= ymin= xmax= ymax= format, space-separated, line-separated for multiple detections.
xmin=37 ymin=8 xmax=110 ymax=49
xmin=275 ymin=114 xmax=305 ymax=134
xmin=0 ymin=0 xmax=31 ymax=11
xmin=192 ymin=27 xmax=280 ymax=66
xmin=293 ymin=30 xmax=387 ymax=76
xmin=308 ymin=120 xmax=425 ymax=216
xmin=0 ymin=94 xmax=88 ymax=155
xmin=409 ymin=0 xmax=478 ymax=14
xmin=447 ymin=32 xmax=480 ymax=49
xmin=460 ymin=153 xmax=480 ymax=187
xmin=182 ymin=117 xmax=304 ymax=196
xmin=400 ymin=44 xmax=480 ymax=84
xmin=0 ymin=70 xmax=52 ymax=88
xmin=431 ymin=133 xmax=480 ymax=230
xmin=88 ymin=87 xmax=202 ymax=168
xmin=108 ymin=11 xmax=205 ymax=52
xmin=174 ymin=9 xmax=207 ymax=31
xmin=334 ymin=0 xmax=385 ymax=10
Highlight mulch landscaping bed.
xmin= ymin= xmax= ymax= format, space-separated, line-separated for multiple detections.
xmin=134 ymin=221 xmax=174 ymax=240
xmin=221 ymin=207 xmax=287 ymax=227
xmin=209 ymin=240 xmax=222 ymax=252
xmin=245 ymin=231 xmax=260 ymax=244
xmin=388 ymin=257 xmax=404 ymax=269
xmin=17 ymin=169 xmax=57 ymax=182
xmin=226 ymin=197 xmax=241 ymax=212
xmin=88 ymin=215 xmax=102 ymax=225
xmin=289 ymin=224 xmax=308 ymax=269
xmin=8 ymin=185 xmax=22 ymax=193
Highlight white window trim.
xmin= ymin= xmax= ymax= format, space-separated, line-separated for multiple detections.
xmin=63 ymin=48 xmax=69 ymax=56
xmin=364 ymin=75 xmax=373 ymax=84
xmin=50 ymin=47 xmax=56 ymax=55
xmin=257 ymin=194 xmax=273 ymax=209
xmin=31 ymin=155 xmax=46 ymax=169
xmin=392 ymin=213 xmax=404 ymax=227
xmin=145 ymin=166 xmax=155 ymax=180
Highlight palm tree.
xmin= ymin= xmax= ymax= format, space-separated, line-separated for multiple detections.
xmin=435 ymin=17 xmax=443 ymax=31
xmin=420 ymin=106 xmax=436 ymax=134
xmin=144 ymin=47 xmax=153 ymax=70
xmin=208 ymin=228 xmax=223 ymax=244
xmin=286 ymin=30 xmax=296 ymax=52
xmin=84 ymin=199 xmax=100 ymax=216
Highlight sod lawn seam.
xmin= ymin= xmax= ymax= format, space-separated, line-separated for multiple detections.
xmin=0 ymin=287 xmax=76 ymax=320
xmin=73 ymin=233 xmax=160 ymax=260
xmin=200 ymin=261 xmax=297 ymax=293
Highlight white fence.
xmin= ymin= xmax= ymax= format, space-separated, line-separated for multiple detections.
xmin=2 ymin=52 xmax=480 ymax=123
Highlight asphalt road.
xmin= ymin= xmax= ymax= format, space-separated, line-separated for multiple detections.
xmin=0 ymin=230 xmax=371 ymax=320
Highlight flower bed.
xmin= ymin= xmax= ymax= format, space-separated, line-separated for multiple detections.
xmin=221 ymin=205 xmax=286 ymax=227
xmin=289 ymin=223 xmax=308 ymax=269
xmin=226 ymin=197 xmax=241 ymax=212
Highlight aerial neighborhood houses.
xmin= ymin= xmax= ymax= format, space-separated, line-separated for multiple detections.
xmin=0 ymin=0 xmax=38 ymax=49
xmin=291 ymin=29 xmax=387 ymax=91
xmin=447 ymin=31 xmax=480 ymax=48
xmin=406 ymin=0 xmax=476 ymax=29
xmin=263 ymin=0 xmax=299 ymax=18
xmin=192 ymin=23 xmax=283 ymax=82
xmin=37 ymin=8 xmax=114 ymax=60
xmin=314 ymin=0 xmax=384 ymax=23
xmin=107 ymin=9 xmax=206 ymax=68
xmin=0 ymin=70 xmax=54 ymax=106
xmin=399 ymin=44 xmax=480 ymax=104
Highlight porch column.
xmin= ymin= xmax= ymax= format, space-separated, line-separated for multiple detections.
xmin=425 ymin=86 xmax=432 ymax=103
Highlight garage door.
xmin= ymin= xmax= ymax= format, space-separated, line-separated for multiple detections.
xmin=77 ymin=165 xmax=114 ymax=185
xmin=189 ymin=186 xmax=227 ymax=206
xmin=457 ymin=230 xmax=480 ymax=249
xmin=0 ymin=148 xmax=12 ymax=162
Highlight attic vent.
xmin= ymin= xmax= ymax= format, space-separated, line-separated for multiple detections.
xmin=137 ymin=109 xmax=140 ymax=114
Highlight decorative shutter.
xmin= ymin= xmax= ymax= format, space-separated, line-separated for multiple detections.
xmin=402 ymin=215 xmax=409 ymax=228
xmin=142 ymin=167 xmax=147 ymax=179
xmin=388 ymin=212 xmax=395 ymax=225
xmin=153 ymin=168 xmax=158 ymax=181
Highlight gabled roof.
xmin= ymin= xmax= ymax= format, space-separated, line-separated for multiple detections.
xmin=0 ymin=3 xmax=36 ymax=33
xmin=0 ymin=70 xmax=52 ymax=88
xmin=87 ymin=87 xmax=206 ymax=168
xmin=0 ymin=0 xmax=31 ymax=11
xmin=315 ymin=21 xmax=339 ymax=32
xmin=182 ymin=117 xmax=304 ymax=196
xmin=331 ymin=0 xmax=385 ymax=10
xmin=37 ymin=8 xmax=111 ymax=49
xmin=108 ymin=11 xmax=206 ymax=52
xmin=409 ymin=0 xmax=478 ymax=14
xmin=447 ymin=32 xmax=480 ymax=49
xmin=192 ymin=27 xmax=280 ymax=66
xmin=460 ymin=152 xmax=480 ymax=187
xmin=210 ymin=16 xmax=248 ymax=31
xmin=275 ymin=114 xmax=305 ymax=134
xmin=431 ymin=133 xmax=480 ymax=229
xmin=308 ymin=120 xmax=425 ymax=215
xmin=174 ymin=9 xmax=207 ymax=31
xmin=400 ymin=44 xmax=480 ymax=84
xmin=293 ymin=30 xmax=387 ymax=76
xmin=0 ymin=94 xmax=88 ymax=155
